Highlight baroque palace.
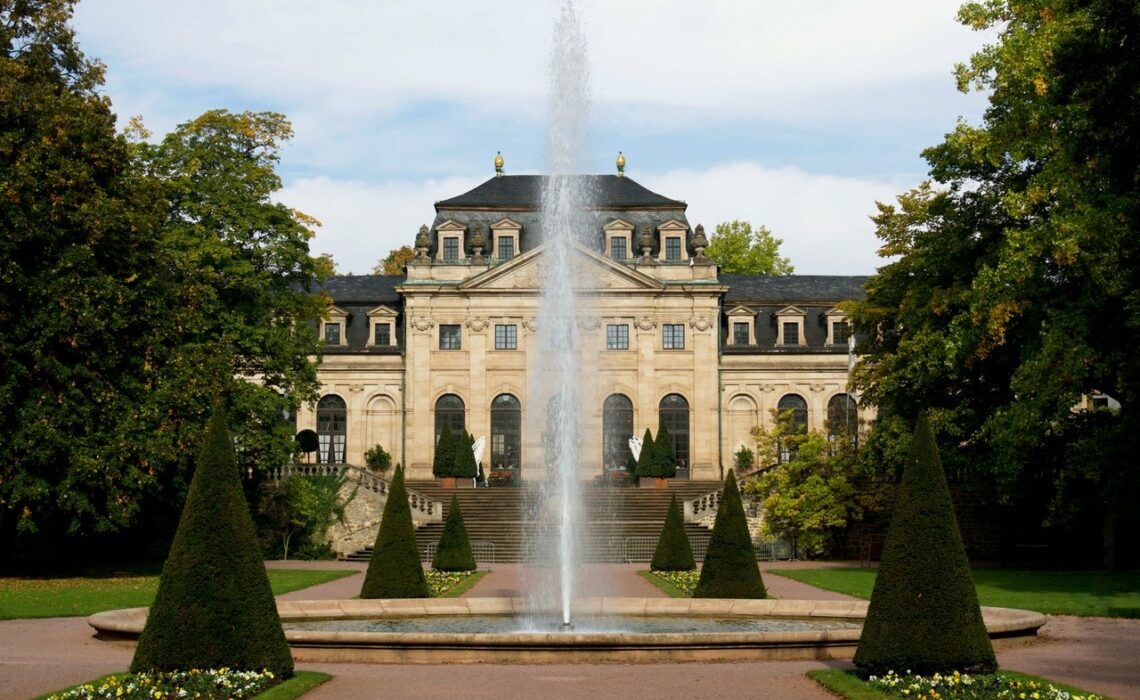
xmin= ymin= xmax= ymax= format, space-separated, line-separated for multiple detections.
xmin=299 ymin=165 xmax=866 ymax=483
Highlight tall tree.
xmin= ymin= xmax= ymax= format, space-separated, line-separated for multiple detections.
xmin=133 ymin=109 xmax=328 ymax=480
xmin=850 ymin=1 xmax=1140 ymax=567
xmin=373 ymin=245 xmax=415 ymax=275
xmin=0 ymin=0 xmax=170 ymax=546
xmin=705 ymin=220 xmax=794 ymax=275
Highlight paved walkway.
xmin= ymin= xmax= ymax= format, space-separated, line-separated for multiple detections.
xmin=2 ymin=561 xmax=1138 ymax=700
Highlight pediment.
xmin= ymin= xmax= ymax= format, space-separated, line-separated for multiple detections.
xmin=725 ymin=305 xmax=755 ymax=317
xmin=775 ymin=305 xmax=805 ymax=316
xmin=490 ymin=217 xmax=523 ymax=231
xmin=459 ymin=243 xmax=664 ymax=292
xmin=367 ymin=305 xmax=399 ymax=318
xmin=326 ymin=305 xmax=348 ymax=318
xmin=436 ymin=219 xmax=466 ymax=232
xmin=604 ymin=218 xmax=635 ymax=231
xmin=658 ymin=219 xmax=688 ymax=232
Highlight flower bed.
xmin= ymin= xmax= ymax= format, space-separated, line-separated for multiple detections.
xmin=425 ymin=569 xmax=480 ymax=597
xmin=865 ymin=670 xmax=1103 ymax=700
xmin=46 ymin=668 xmax=277 ymax=700
xmin=646 ymin=570 xmax=700 ymax=597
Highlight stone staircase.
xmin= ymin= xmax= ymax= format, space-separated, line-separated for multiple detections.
xmin=343 ymin=480 xmax=724 ymax=563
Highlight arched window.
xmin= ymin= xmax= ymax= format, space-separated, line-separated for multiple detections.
xmin=776 ymin=393 xmax=808 ymax=462
xmin=434 ymin=394 xmax=466 ymax=442
xmin=602 ymin=394 xmax=634 ymax=472
xmin=826 ymin=394 xmax=858 ymax=446
xmin=659 ymin=393 xmax=690 ymax=471
xmin=490 ymin=394 xmax=521 ymax=470
xmin=316 ymin=394 xmax=347 ymax=464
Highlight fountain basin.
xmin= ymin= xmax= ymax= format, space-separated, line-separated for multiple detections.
xmin=88 ymin=597 xmax=1046 ymax=663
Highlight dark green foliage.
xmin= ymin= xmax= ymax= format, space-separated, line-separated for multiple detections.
xmin=656 ymin=424 xmax=677 ymax=478
xmin=295 ymin=430 xmax=319 ymax=458
xmin=131 ymin=409 xmax=293 ymax=676
xmin=693 ymin=470 xmax=766 ymax=598
xmin=364 ymin=443 xmax=391 ymax=471
xmin=636 ymin=428 xmax=659 ymax=478
xmin=854 ymin=414 xmax=996 ymax=675
xmin=432 ymin=495 xmax=476 ymax=571
xmin=734 ymin=446 xmax=755 ymax=472
xmin=651 ymin=495 xmax=695 ymax=571
xmin=432 ymin=426 xmax=455 ymax=478
xmin=626 ymin=453 xmax=638 ymax=477
xmin=360 ymin=466 xmax=429 ymax=598
xmin=453 ymin=432 xmax=477 ymax=479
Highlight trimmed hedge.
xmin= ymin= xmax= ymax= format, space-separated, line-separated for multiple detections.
xmin=651 ymin=494 xmax=695 ymax=571
xmin=432 ymin=425 xmax=455 ymax=478
xmin=692 ymin=469 xmax=766 ymax=598
xmin=636 ymin=428 xmax=658 ymax=478
xmin=432 ymin=495 xmax=476 ymax=571
xmin=453 ymin=432 xmax=478 ymax=479
xmin=360 ymin=466 xmax=430 ymax=598
xmin=853 ymin=412 xmax=996 ymax=675
xmin=131 ymin=409 xmax=293 ymax=676
xmin=657 ymin=424 xmax=677 ymax=478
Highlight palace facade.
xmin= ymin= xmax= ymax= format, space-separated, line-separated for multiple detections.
xmin=299 ymin=172 xmax=866 ymax=482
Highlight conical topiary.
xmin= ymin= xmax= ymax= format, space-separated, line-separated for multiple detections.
xmin=360 ymin=465 xmax=430 ymax=598
xmin=651 ymin=494 xmax=695 ymax=571
xmin=131 ymin=408 xmax=293 ymax=676
xmin=636 ymin=428 xmax=658 ymax=478
xmin=433 ymin=425 xmax=456 ymax=478
xmin=453 ymin=431 xmax=477 ymax=479
xmin=432 ymin=495 xmax=476 ymax=571
xmin=854 ymin=413 xmax=996 ymax=675
xmin=656 ymin=424 xmax=677 ymax=478
xmin=692 ymin=469 xmax=766 ymax=598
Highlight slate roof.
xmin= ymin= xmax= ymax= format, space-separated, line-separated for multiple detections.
xmin=435 ymin=175 xmax=686 ymax=211
xmin=721 ymin=274 xmax=868 ymax=303
xmin=318 ymin=275 xmax=402 ymax=304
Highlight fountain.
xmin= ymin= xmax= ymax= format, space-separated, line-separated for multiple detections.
xmin=86 ymin=0 xmax=1049 ymax=662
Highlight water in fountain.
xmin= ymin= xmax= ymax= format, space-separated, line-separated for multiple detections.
xmin=527 ymin=0 xmax=593 ymax=628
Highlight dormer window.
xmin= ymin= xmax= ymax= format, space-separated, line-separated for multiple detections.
xmin=725 ymin=305 xmax=756 ymax=346
xmin=322 ymin=306 xmax=348 ymax=346
xmin=434 ymin=220 xmax=467 ymax=262
xmin=656 ymin=220 xmax=689 ymax=263
xmin=604 ymin=219 xmax=634 ymax=262
xmin=775 ymin=306 xmax=806 ymax=347
xmin=824 ymin=308 xmax=850 ymax=347
xmin=491 ymin=218 xmax=522 ymax=262
xmin=367 ymin=305 xmax=398 ymax=348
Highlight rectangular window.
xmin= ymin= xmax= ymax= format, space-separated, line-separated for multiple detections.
xmin=665 ymin=237 xmax=681 ymax=261
xmin=324 ymin=322 xmax=341 ymax=345
xmin=374 ymin=323 xmax=391 ymax=346
xmin=443 ymin=237 xmax=459 ymax=261
xmin=606 ymin=323 xmax=629 ymax=350
xmin=663 ymin=323 xmax=685 ymax=349
xmin=611 ymin=237 xmax=627 ymax=261
xmin=498 ymin=237 xmax=515 ymax=260
xmin=733 ymin=322 xmax=749 ymax=345
xmin=494 ymin=323 xmax=517 ymax=350
xmin=832 ymin=321 xmax=849 ymax=345
xmin=782 ymin=322 xmax=800 ymax=346
xmin=439 ymin=324 xmax=461 ymax=350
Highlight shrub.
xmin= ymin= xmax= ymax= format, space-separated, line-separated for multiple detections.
xmin=651 ymin=495 xmax=695 ymax=571
xmin=636 ymin=428 xmax=658 ymax=478
xmin=734 ymin=446 xmax=754 ymax=471
xmin=657 ymin=424 xmax=677 ymax=478
xmin=295 ymin=429 xmax=318 ymax=462
xmin=432 ymin=425 xmax=456 ymax=478
xmin=626 ymin=452 xmax=638 ymax=477
xmin=360 ymin=465 xmax=430 ymax=598
xmin=853 ymin=412 xmax=996 ymax=675
xmin=692 ymin=469 xmax=766 ymax=598
xmin=131 ymin=408 xmax=293 ymax=676
xmin=432 ymin=495 xmax=476 ymax=571
xmin=364 ymin=443 xmax=391 ymax=471
xmin=453 ymin=432 xmax=478 ymax=479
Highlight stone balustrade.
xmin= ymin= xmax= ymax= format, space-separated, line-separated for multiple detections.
xmin=263 ymin=463 xmax=442 ymax=524
xmin=683 ymin=489 xmax=722 ymax=528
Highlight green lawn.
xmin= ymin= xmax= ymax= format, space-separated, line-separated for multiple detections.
xmin=0 ymin=568 xmax=357 ymax=620
xmin=808 ymin=669 xmax=1112 ymax=700
xmin=769 ymin=567 xmax=1140 ymax=618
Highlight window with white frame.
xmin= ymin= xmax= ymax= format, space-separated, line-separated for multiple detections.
xmin=322 ymin=306 xmax=348 ymax=346
xmin=491 ymin=218 xmax=522 ymax=262
xmin=604 ymin=219 xmax=634 ymax=262
xmin=366 ymin=305 xmax=397 ymax=348
xmin=775 ymin=306 xmax=806 ymax=346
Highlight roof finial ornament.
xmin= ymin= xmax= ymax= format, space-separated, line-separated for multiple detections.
xmin=494 ymin=151 xmax=504 ymax=178
xmin=616 ymin=151 xmax=625 ymax=177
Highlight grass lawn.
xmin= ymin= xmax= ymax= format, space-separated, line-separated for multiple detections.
xmin=0 ymin=568 xmax=357 ymax=620
xmin=769 ymin=567 xmax=1140 ymax=618
xmin=33 ymin=670 xmax=331 ymax=700
xmin=808 ymin=669 xmax=1112 ymax=700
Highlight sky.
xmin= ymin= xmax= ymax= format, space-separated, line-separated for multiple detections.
xmin=71 ymin=1 xmax=995 ymax=275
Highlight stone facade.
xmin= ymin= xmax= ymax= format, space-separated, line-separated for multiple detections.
xmin=297 ymin=175 xmax=867 ymax=482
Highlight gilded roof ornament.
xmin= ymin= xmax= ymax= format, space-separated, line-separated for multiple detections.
xmin=494 ymin=151 xmax=504 ymax=177
xmin=616 ymin=151 xmax=625 ymax=177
